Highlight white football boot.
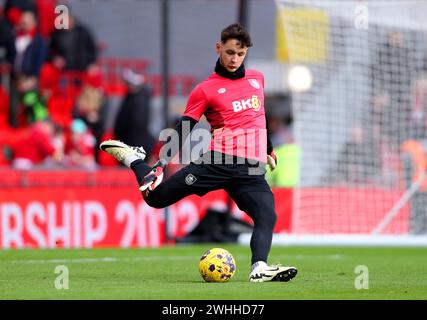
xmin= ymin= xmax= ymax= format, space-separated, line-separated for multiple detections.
xmin=100 ymin=140 xmax=146 ymax=166
xmin=249 ymin=261 xmax=297 ymax=283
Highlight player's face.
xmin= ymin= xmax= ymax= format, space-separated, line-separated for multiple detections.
xmin=216 ymin=39 xmax=248 ymax=73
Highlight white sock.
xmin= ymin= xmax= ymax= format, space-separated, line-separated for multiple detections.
xmin=251 ymin=261 xmax=267 ymax=272
xmin=123 ymin=154 xmax=142 ymax=168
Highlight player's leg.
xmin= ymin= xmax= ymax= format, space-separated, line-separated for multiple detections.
xmin=142 ymin=162 xmax=235 ymax=208
xmin=100 ymin=139 xmax=161 ymax=190
xmin=100 ymin=140 xmax=147 ymax=167
xmin=100 ymin=140 xmax=229 ymax=208
xmin=102 ymin=148 xmax=204 ymax=208
xmin=227 ymin=183 xmax=297 ymax=283
xmin=132 ymin=159 xmax=201 ymax=208
xmin=130 ymin=158 xmax=158 ymax=185
xmin=229 ymin=189 xmax=276 ymax=264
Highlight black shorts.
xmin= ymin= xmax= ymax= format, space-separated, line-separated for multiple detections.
xmin=170 ymin=162 xmax=271 ymax=197
xmin=133 ymin=154 xmax=273 ymax=210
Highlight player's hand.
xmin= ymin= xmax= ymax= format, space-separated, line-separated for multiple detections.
xmin=139 ymin=159 xmax=167 ymax=192
xmin=267 ymin=150 xmax=277 ymax=171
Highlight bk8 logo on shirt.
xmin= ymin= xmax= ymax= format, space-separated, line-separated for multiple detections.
xmin=232 ymin=95 xmax=261 ymax=113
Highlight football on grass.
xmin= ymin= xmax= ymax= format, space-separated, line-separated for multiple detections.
xmin=198 ymin=248 xmax=236 ymax=282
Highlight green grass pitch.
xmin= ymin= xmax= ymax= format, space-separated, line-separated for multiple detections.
xmin=1 ymin=245 xmax=426 ymax=300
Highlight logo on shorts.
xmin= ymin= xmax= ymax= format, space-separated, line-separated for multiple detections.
xmin=185 ymin=173 xmax=197 ymax=185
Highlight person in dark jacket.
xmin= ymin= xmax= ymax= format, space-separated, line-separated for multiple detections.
xmin=114 ymin=68 xmax=155 ymax=159
xmin=9 ymin=10 xmax=47 ymax=127
xmin=49 ymin=13 xmax=97 ymax=71
xmin=12 ymin=10 xmax=47 ymax=77
xmin=0 ymin=10 xmax=16 ymax=64
xmin=4 ymin=0 xmax=37 ymax=27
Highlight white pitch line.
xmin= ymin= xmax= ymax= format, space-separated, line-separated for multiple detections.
xmin=269 ymin=254 xmax=345 ymax=260
xmin=10 ymin=256 xmax=195 ymax=264
xmin=9 ymin=254 xmax=345 ymax=265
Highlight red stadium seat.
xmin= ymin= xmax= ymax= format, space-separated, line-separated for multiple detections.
xmin=24 ymin=170 xmax=90 ymax=187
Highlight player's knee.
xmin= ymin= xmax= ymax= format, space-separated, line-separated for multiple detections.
xmin=262 ymin=193 xmax=277 ymax=220
xmin=254 ymin=199 xmax=277 ymax=229
xmin=250 ymin=206 xmax=276 ymax=229
xmin=263 ymin=208 xmax=277 ymax=229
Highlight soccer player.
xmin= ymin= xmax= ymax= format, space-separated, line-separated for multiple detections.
xmin=100 ymin=23 xmax=297 ymax=283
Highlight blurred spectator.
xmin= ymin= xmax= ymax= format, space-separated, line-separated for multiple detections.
xmin=408 ymin=74 xmax=427 ymax=140
xmin=373 ymin=31 xmax=412 ymax=97
xmin=12 ymin=10 xmax=47 ymax=77
xmin=371 ymin=30 xmax=414 ymax=147
xmin=369 ymin=92 xmax=402 ymax=187
xmin=10 ymin=118 xmax=63 ymax=169
xmin=72 ymin=84 xmax=107 ymax=161
xmin=15 ymin=74 xmax=48 ymax=125
xmin=49 ymin=12 xmax=98 ymax=71
xmin=39 ymin=55 xmax=63 ymax=100
xmin=333 ymin=123 xmax=382 ymax=185
xmin=4 ymin=0 xmax=37 ymax=27
xmin=38 ymin=54 xmax=85 ymax=129
xmin=370 ymin=91 xmax=391 ymax=141
xmin=7 ymin=10 xmax=47 ymax=127
xmin=114 ymin=68 xmax=155 ymax=159
xmin=4 ymin=0 xmax=55 ymax=39
xmin=63 ymin=118 xmax=96 ymax=169
xmin=0 ymin=8 xmax=16 ymax=64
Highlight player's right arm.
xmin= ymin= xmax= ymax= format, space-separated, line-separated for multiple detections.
xmin=140 ymin=85 xmax=208 ymax=190
xmin=160 ymin=84 xmax=208 ymax=164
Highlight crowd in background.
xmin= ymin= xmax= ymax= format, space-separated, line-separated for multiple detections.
xmin=329 ymin=30 xmax=427 ymax=188
xmin=0 ymin=0 xmax=162 ymax=170
xmin=0 ymin=0 xmax=104 ymax=169
xmin=0 ymin=0 xmax=292 ymax=177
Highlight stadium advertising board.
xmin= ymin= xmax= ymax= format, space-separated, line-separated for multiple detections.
xmin=0 ymin=188 xmax=292 ymax=248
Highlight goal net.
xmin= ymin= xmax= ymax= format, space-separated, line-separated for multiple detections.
xmin=274 ymin=0 xmax=427 ymax=240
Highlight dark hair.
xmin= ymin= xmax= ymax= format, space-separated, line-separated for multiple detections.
xmin=221 ymin=23 xmax=253 ymax=48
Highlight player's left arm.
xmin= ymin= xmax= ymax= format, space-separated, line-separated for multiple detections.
xmin=140 ymin=85 xmax=207 ymax=191
xmin=165 ymin=115 xmax=198 ymax=164
xmin=139 ymin=116 xmax=198 ymax=192
xmin=160 ymin=84 xmax=207 ymax=165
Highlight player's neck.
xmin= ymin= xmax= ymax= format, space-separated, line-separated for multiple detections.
xmin=215 ymin=59 xmax=245 ymax=80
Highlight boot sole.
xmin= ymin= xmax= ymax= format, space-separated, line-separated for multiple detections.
xmin=272 ymin=268 xmax=298 ymax=282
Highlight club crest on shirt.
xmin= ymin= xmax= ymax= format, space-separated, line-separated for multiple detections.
xmin=185 ymin=173 xmax=197 ymax=185
xmin=248 ymin=79 xmax=260 ymax=89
